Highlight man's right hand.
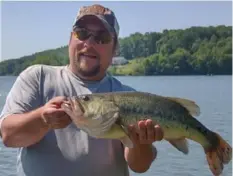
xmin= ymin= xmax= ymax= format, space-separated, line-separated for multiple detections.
xmin=0 ymin=96 xmax=72 ymax=147
xmin=41 ymin=96 xmax=72 ymax=129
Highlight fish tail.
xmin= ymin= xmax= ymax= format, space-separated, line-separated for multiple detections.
xmin=204 ymin=132 xmax=232 ymax=176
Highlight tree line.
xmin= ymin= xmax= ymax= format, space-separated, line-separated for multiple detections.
xmin=0 ymin=25 xmax=232 ymax=76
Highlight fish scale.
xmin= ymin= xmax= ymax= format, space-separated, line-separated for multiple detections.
xmin=75 ymin=92 xmax=213 ymax=146
xmin=61 ymin=91 xmax=232 ymax=176
xmin=112 ymin=92 xmax=202 ymax=140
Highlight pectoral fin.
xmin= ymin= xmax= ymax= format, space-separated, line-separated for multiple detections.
xmin=167 ymin=138 xmax=189 ymax=154
xmin=97 ymin=124 xmax=134 ymax=148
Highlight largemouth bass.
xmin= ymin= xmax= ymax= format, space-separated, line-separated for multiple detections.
xmin=61 ymin=91 xmax=232 ymax=176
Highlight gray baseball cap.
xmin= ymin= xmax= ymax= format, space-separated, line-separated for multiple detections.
xmin=73 ymin=4 xmax=120 ymax=38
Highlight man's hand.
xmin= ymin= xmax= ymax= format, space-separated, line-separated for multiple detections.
xmin=128 ymin=119 xmax=164 ymax=145
xmin=1 ymin=96 xmax=71 ymax=148
xmin=41 ymin=96 xmax=72 ymax=129
xmin=124 ymin=119 xmax=163 ymax=173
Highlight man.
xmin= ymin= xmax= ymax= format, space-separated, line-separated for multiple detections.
xmin=0 ymin=4 xmax=163 ymax=176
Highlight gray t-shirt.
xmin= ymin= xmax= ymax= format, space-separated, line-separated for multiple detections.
xmin=0 ymin=64 xmax=135 ymax=176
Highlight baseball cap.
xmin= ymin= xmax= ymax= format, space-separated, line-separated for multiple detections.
xmin=73 ymin=4 xmax=120 ymax=38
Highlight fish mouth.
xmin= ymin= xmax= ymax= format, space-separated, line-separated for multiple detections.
xmin=61 ymin=97 xmax=85 ymax=116
xmin=61 ymin=97 xmax=89 ymax=128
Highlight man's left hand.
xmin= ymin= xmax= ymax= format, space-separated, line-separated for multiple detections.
xmin=127 ymin=119 xmax=164 ymax=145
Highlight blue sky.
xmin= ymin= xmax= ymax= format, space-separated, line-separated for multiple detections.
xmin=1 ymin=1 xmax=232 ymax=61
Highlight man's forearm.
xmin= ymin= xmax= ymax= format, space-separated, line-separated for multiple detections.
xmin=125 ymin=144 xmax=157 ymax=173
xmin=0 ymin=107 xmax=49 ymax=148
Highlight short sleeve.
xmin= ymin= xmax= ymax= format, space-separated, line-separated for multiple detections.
xmin=0 ymin=65 xmax=42 ymax=129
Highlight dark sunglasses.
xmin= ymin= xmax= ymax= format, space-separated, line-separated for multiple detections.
xmin=73 ymin=27 xmax=113 ymax=44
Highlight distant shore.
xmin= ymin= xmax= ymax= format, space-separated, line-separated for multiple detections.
xmin=0 ymin=25 xmax=232 ymax=76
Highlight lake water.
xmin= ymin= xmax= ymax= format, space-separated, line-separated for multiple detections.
xmin=0 ymin=75 xmax=232 ymax=176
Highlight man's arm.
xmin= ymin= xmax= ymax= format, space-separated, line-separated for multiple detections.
xmin=0 ymin=66 xmax=45 ymax=147
xmin=0 ymin=66 xmax=71 ymax=148
xmin=125 ymin=144 xmax=156 ymax=173
xmin=124 ymin=119 xmax=163 ymax=173
xmin=0 ymin=107 xmax=49 ymax=148
xmin=0 ymin=97 xmax=72 ymax=148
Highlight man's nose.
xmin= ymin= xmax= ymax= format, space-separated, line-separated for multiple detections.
xmin=84 ymin=35 xmax=96 ymax=47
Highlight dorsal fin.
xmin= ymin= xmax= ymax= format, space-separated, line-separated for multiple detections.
xmin=166 ymin=97 xmax=200 ymax=117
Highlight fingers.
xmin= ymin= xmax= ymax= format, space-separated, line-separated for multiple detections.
xmin=43 ymin=107 xmax=66 ymax=115
xmin=41 ymin=108 xmax=71 ymax=129
xmin=128 ymin=125 xmax=138 ymax=143
xmin=145 ymin=119 xmax=163 ymax=142
xmin=50 ymin=115 xmax=72 ymax=129
xmin=138 ymin=121 xmax=147 ymax=142
xmin=154 ymin=124 xmax=164 ymax=141
xmin=41 ymin=96 xmax=72 ymax=129
xmin=48 ymin=96 xmax=68 ymax=108
xmin=145 ymin=119 xmax=155 ymax=141
xmin=43 ymin=112 xmax=68 ymax=123
xmin=128 ymin=119 xmax=164 ymax=145
xmin=44 ymin=115 xmax=71 ymax=129
xmin=49 ymin=96 xmax=68 ymax=103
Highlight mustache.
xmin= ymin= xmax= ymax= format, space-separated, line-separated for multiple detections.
xmin=77 ymin=47 xmax=100 ymax=58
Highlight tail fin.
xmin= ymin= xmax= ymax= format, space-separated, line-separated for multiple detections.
xmin=205 ymin=132 xmax=232 ymax=176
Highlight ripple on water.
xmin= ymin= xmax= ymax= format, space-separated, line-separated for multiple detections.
xmin=0 ymin=142 xmax=17 ymax=176
xmin=0 ymin=76 xmax=232 ymax=176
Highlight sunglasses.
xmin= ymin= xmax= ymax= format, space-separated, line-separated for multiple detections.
xmin=73 ymin=27 xmax=113 ymax=44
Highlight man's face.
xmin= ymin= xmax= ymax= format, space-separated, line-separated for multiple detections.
xmin=68 ymin=16 xmax=115 ymax=81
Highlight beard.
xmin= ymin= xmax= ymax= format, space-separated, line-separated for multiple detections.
xmin=76 ymin=59 xmax=100 ymax=77
xmin=74 ymin=47 xmax=101 ymax=77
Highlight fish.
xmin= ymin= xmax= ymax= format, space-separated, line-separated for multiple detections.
xmin=61 ymin=91 xmax=232 ymax=176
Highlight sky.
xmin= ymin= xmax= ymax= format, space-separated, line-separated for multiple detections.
xmin=0 ymin=1 xmax=232 ymax=61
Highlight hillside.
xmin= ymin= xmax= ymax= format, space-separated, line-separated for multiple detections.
xmin=0 ymin=25 xmax=232 ymax=76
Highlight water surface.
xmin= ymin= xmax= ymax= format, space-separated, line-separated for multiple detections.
xmin=0 ymin=75 xmax=232 ymax=176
